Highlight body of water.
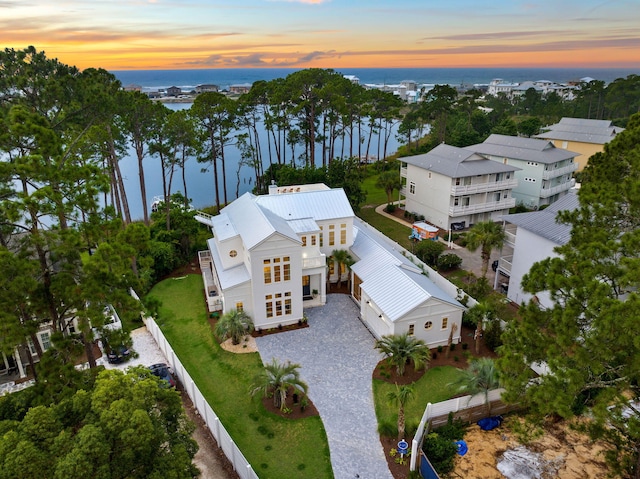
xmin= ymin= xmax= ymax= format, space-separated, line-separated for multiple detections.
xmin=112 ymin=67 xmax=639 ymax=92
xmin=111 ymin=67 xmax=639 ymax=220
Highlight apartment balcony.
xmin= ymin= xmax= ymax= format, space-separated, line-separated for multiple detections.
xmin=542 ymin=163 xmax=578 ymax=180
xmin=503 ymin=225 xmax=517 ymax=247
xmin=497 ymin=256 xmax=513 ymax=275
xmin=540 ymin=180 xmax=574 ymax=198
xmin=449 ymin=197 xmax=516 ymax=217
xmin=400 ymin=166 xmax=407 ymax=178
xmin=399 ymin=186 xmax=407 ymax=197
xmin=450 ymin=178 xmax=518 ymax=196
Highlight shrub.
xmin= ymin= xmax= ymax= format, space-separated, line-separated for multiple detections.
xmin=437 ymin=253 xmax=462 ymax=270
xmin=422 ymin=432 xmax=458 ymax=475
xmin=415 ymin=240 xmax=446 ymax=267
xmin=461 ymin=342 xmax=468 ymax=350
xmin=484 ymin=321 xmax=504 ymax=351
xmin=384 ymin=203 xmax=396 ymax=213
xmin=437 ymin=345 xmax=443 ymax=353
xmin=449 ymin=343 xmax=456 ymax=351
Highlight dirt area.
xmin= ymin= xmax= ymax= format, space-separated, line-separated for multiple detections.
xmin=181 ymin=390 xmax=240 ymax=479
xmin=452 ymin=416 xmax=611 ymax=479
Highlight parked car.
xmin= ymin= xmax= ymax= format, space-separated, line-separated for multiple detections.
xmin=103 ymin=340 xmax=131 ymax=364
xmin=149 ymin=363 xmax=177 ymax=388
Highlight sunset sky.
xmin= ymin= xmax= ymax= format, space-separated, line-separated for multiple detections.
xmin=2 ymin=0 xmax=640 ymax=71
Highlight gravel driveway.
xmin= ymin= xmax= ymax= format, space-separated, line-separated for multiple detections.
xmin=255 ymin=294 xmax=394 ymax=479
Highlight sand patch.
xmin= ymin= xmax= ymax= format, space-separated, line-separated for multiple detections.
xmin=219 ymin=336 xmax=258 ymax=354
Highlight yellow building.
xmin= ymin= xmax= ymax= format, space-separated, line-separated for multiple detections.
xmin=535 ymin=117 xmax=623 ymax=171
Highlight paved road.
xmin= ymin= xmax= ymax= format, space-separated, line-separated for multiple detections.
xmin=256 ymin=295 xmax=394 ymax=479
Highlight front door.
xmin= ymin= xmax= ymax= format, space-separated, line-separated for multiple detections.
xmin=302 ymin=275 xmax=311 ymax=298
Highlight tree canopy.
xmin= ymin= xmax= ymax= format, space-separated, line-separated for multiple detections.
xmin=498 ymin=113 xmax=640 ymax=477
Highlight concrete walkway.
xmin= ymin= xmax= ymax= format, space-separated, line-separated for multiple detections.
xmin=255 ymin=295 xmax=393 ymax=479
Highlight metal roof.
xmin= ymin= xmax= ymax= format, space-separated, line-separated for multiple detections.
xmin=402 ymin=143 xmax=518 ymax=178
xmin=287 ymin=217 xmax=320 ymax=234
xmin=351 ymin=220 xmax=463 ymax=322
xmin=468 ymin=134 xmax=578 ymax=164
xmin=211 ymin=212 xmax=238 ymax=241
xmin=535 ymin=117 xmax=623 ymax=145
xmin=220 ymin=193 xmax=300 ymax=250
xmin=255 ymin=188 xmax=354 ymax=221
xmin=501 ymin=190 xmax=579 ymax=245
xmin=207 ymin=238 xmax=251 ymax=289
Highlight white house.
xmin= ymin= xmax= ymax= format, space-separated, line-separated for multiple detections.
xmin=399 ymin=144 xmax=520 ymax=231
xmin=197 ymin=184 xmax=465 ymax=346
xmin=496 ymin=190 xmax=579 ymax=308
xmin=468 ymin=134 xmax=579 ymax=209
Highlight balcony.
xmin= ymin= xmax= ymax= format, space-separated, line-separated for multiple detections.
xmin=497 ymin=256 xmax=513 ymax=275
xmin=198 ymin=250 xmax=223 ymax=312
xmin=400 ymin=166 xmax=407 ymax=178
xmin=503 ymin=225 xmax=517 ymax=247
xmin=302 ymin=250 xmax=326 ymax=269
xmin=451 ymin=178 xmax=518 ymax=196
xmin=540 ymin=180 xmax=574 ymax=198
xmin=542 ymin=163 xmax=578 ymax=180
xmin=449 ymin=198 xmax=516 ymax=216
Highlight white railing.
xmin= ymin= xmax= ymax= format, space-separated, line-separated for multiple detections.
xmin=302 ymin=255 xmax=326 ymax=269
xmin=449 ymin=198 xmax=516 ymax=216
xmin=194 ymin=211 xmax=214 ymax=226
xmin=540 ymin=181 xmax=574 ymax=198
xmin=198 ymin=251 xmax=223 ymax=312
xmin=450 ymin=178 xmax=518 ymax=196
xmin=144 ymin=317 xmax=259 ymax=479
xmin=541 ymin=163 xmax=578 ymax=180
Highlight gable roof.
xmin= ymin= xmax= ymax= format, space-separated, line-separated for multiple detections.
xmin=255 ymin=188 xmax=353 ymax=221
xmin=351 ymin=219 xmax=463 ymax=321
xmin=535 ymin=117 xmax=623 ymax=145
xmin=501 ymin=189 xmax=579 ymax=245
xmin=468 ymin=134 xmax=579 ymax=164
xmin=219 ymin=193 xmax=300 ymax=250
xmin=207 ymin=238 xmax=251 ymax=289
xmin=402 ymin=143 xmax=518 ymax=178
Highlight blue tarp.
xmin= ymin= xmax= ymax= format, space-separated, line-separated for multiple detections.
xmin=477 ymin=416 xmax=503 ymax=431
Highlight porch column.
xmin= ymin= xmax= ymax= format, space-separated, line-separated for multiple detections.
xmin=14 ymin=349 xmax=26 ymax=378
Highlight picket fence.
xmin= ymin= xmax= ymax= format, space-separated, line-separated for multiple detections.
xmin=144 ymin=317 xmax=259 ymax=479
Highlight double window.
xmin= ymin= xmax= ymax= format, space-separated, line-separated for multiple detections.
xmin=265 ymin=292 xmax=292 ymax=318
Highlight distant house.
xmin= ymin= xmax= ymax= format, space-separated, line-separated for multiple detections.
xmin=123 ymin=84 xmax=142 ymax=92
xmin=196 ymin=184 xmax=465 ymax=347
xmin=497 ymin=190 xmax=579 ymax=308
xmin=467 ymin=134 xmax=578 ymax=209
xmin=229 ymin=83 xmax=251 ymax=94
xmin=534 ymin=117 xmax=623 ymax=171
xmin=166 ymin=86 xmax=182 ymax=97
xmin=343 ymin=75 xmax=360 ymax=85
xmin=399 ymin=144 xmax=519 ymax=231
xmin=195 ymin=84 xmax=219 ymax=94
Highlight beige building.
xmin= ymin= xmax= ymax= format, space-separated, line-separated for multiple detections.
xmin=535 ymin=118 xmax=623 ymax=171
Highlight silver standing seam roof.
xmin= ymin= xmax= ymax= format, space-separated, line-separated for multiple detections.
xmin=534 ymin=117 xmax=623 ymax=145
xmin=351 ymin=219 xmax=463 ymax=322
xmin=255 ymin=188 xmax=354 ymax=221
xmin=402 ymin=143 xmax=519 ymax=178
xmin=468 ymin=134 xmax=579 ymax=164
xmin=501 ymin=189 xmax=579 ymax=245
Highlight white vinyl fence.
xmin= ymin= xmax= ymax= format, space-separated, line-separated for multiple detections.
xmin=410 ymin=388 xmax=515 ymax=472
xmin=144 ymin=317 xmax=259 ymax=479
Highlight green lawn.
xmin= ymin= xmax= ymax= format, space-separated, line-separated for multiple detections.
xmin=373 ymin=366 xmax=466 ymax=435
xmin=147 ymin=275 xmax=333 ymax=479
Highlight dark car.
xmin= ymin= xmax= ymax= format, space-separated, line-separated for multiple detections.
xmin=451 ymin=221 xmax=466 ymax=231
xmin=149 ymin=363 xmax=177 ymax=388
xmin=104 ymin=341 xmax=131 ymax=364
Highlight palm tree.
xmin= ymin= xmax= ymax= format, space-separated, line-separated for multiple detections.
xmin=450 ymin=357 xmax=500 ymax=415
xmin=387 ymin=383 xmax=415 ymax=439
xmin=465 ymin=302 xmax=496 ymax=354
xmin=464 ymin=221 xmax=506 ymax=278
xmin=250 ymin=359 xmax=309 ymax=411
xmin=214 ymin=309 xmax=254 ymax=345
xmin=329 ymin=249 xmax=354 ymax=289
xmin=375 ymin=170 xmax=402 ymax=205
xmin=375 ymin=333 xmax=430 ymax=376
